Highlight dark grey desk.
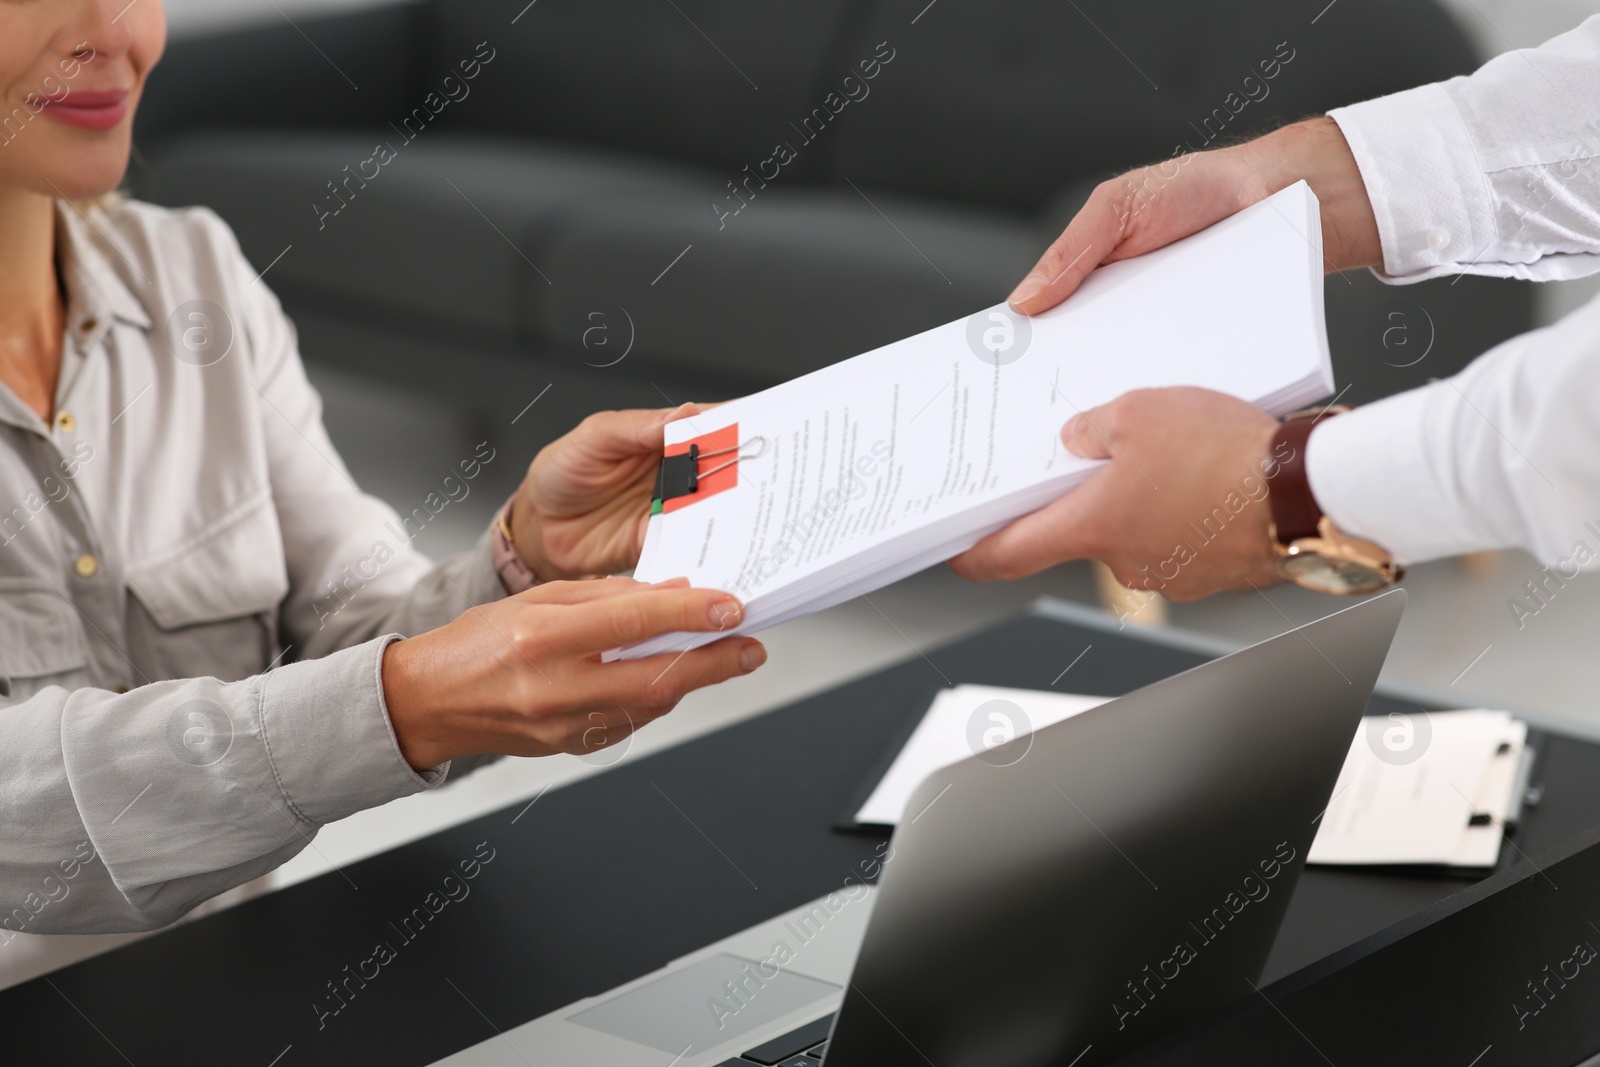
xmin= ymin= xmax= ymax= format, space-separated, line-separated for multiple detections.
xmin=4 ymin=600 xmax=1598 ymax=1066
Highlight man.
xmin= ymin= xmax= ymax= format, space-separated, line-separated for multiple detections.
xmin=950 ymin=16 xmax=1600 ymax=601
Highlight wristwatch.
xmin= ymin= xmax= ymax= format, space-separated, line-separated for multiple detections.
xmin=1267 ymin=407 xmax=1402 ymax=595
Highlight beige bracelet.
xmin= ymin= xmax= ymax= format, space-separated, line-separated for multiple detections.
xmin=491 ymin=498 xmax=539 ymax=593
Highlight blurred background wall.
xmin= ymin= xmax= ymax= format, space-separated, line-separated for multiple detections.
xmin=159 ymin=0 xmax=1600 ymax=328
xmin=162 ymin=0 xmax=1597 ymax=46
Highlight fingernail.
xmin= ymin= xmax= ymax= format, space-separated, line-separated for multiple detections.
xmin=1008 ymin=274 xmax=1044 ymax=309
xmin=739 ymin=642 xmax=766 ymax=672
xmin=709 ymin=598 xmax=743 ymax=629
xmin=1061 ymin=415 xmax=1082 ymax=452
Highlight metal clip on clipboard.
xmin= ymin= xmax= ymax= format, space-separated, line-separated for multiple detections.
xmin=650 ymin=436 xmax=767 ymax=515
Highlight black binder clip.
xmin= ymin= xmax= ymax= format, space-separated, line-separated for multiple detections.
xmin=651 ymin=437 xmax=766 ymax=514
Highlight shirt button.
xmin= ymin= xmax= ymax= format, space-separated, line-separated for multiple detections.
xmin=73 ymin=554 xmax=99 ymax=579
xmin=80 ymin=317 xmax=99 ymax=334
xmin=55 ymin=411 xmax=76 ymax=433
xmin=114 ymin=685 xmax=129 ymax=695
xmin=1425 ymin=227 xmax=1451 ymax=251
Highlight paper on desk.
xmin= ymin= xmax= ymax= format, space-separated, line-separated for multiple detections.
xmin=1309 ymin=710 xmax=1528 ymax=867
xmin=620 ymin=181 xmax=1332 ymax=659
xmin=853 ymin=685 xmax=1111 ymax=827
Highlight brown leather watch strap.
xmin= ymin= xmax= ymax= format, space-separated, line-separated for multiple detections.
xmin=1268 ymin=415 xmax=1326 ymax=544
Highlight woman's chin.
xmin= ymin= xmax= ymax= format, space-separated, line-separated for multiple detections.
xmin=10 ymin=135 xmax=133 ymax=202
xmin=31 ymin=161 xmax=127 ymax=202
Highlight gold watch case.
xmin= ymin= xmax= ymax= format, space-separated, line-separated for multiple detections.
xmin=1271 ymin=516 xmax=1402 ymax=595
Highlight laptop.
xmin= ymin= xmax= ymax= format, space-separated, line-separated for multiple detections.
xmin=433 ymin=590 xmax=1405 ymax=1067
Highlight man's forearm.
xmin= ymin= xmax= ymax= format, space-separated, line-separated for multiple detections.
xmin=1244 ymin=116 xmax=1383 ymax=273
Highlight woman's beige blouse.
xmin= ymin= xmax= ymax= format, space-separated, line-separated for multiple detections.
xmin=0 ymin=200 xmax=506 ymax=935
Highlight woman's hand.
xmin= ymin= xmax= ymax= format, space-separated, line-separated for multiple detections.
xmin=508 ymin=404 xmax=707 ymax=580
xmin=382 ymin=577 xmax=764 ymax=769
xmin=1008 ymin=117 xmax=1382 ymax=316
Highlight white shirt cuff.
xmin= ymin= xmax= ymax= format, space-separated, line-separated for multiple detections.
xmin=1305 ymin=393 xmax=1468 ymax=566
xmin=1329 ymin=83 xmax=1497 ymax=284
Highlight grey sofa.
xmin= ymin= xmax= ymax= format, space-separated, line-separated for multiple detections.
xmin=132 ymin=0 xmax=1531 ymax=442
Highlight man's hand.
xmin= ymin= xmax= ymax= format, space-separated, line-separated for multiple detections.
xmin=966 ymin=117 xmax=1380 ymax=597
xmin=1008 ymin=117 xmax=1382 ymax=316
xmin=509 ymin=404 xmax=707 ymax=580
xmin=949 ymin=388 xmax=1289 ymax=601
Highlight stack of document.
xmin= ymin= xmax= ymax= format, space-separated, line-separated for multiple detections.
xmin=619 ymin=182 xmax=1334 ymax=658
xmin=1309 ymin=709 xmax=1531 ymax=869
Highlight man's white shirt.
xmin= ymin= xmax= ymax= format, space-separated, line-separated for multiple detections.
xmin=1312 ymin=14 xmax=1600 ymax=566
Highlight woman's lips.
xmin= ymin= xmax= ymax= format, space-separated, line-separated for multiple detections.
xmin=34 ymin=88 xmax=129 ymax=132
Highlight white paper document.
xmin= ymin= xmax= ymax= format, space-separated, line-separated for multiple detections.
xmin=1308 ymin=710 xmax=1529 ymax=868
xmin=621 ymin=182 xmax=1333 ymax=657
xmin=853 ymin=685 xmax=1111 ymax=827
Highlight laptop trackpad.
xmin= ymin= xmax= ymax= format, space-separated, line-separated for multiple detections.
xmin=570 ymin=954 xmax=839 ymax=1056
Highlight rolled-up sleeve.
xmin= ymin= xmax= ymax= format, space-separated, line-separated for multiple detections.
xmin=1 ymin=637 xmax=429 ymax=933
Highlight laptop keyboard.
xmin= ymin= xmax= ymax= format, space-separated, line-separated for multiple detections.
xmin=716 ymin=1012 xmax=835 ymax=1065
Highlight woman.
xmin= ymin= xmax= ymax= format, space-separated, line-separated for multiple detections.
xmin=0 ymin=2 xmax=765 ymax=934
